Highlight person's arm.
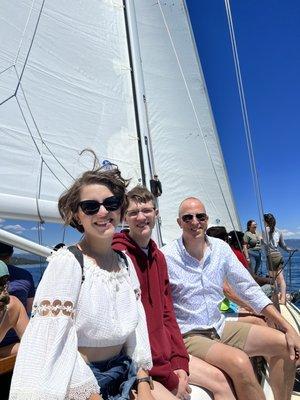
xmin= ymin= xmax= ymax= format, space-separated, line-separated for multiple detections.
xmin=223 ymin=281 xmax=254 ymax=311
xmin=242 ymin=244 xmax=250 ymax=262
xmin=26 ymin=271 xmax=36 ymax=314
xmin=278 ymin=232 xmax=292 ymax=252
xmin=9 ymin=296 xmax=29 ymax=338
xmin=135 ymin=369 xmax=155 ymax=400
xmin=125 ymin=256 xmax=153 ymax=371
xmin=161 ymin=257 xmax=190 ymax=398
xmin=261 ymin=304 xmax=300 ymax=360
xmin=26 ymin=297 xmax=34 ymax=314
xmin=224 ymin=243 xmax=272 ymax=314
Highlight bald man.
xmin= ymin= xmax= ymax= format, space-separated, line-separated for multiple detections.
xmin=162 ymin=197 xmax=299 ymax=400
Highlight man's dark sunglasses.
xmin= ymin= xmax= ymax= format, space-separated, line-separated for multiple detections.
xmin=181 ymin=213 xmax=208 ymax=223
xmin=78 ymin=196 xmax=122 ymax=215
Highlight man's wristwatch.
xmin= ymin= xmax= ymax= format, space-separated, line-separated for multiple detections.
xmin=136 ymin=376 xmax=154 ymax=390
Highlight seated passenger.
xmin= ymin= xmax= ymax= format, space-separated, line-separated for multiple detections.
xmin=0 ymin=242 xmax=35 ymax=350
xmin=162 ymin=197 xmax=299 ymax=400
xmin=0 ymin=260 xmax=29 ymax=357
xmin=113 ymin=187 xmax=235 ymax=400
xmin=9 ymin=166 xmax=154 ymax=400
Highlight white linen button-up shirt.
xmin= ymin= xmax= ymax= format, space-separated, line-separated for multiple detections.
xmin=162 ymin=236 xmax=271 ymax=336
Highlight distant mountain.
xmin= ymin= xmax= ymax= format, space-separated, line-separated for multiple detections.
xmin=11 ymin=253 xmax=47 ymax=266
xmin=286 ymin=239 xmax=300 ymax=249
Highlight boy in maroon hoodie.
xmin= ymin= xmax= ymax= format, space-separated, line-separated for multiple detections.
xmin=113 ymin=186 xmax=235 ymax=400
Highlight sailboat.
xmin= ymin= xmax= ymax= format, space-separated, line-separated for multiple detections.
xmin=0 ymin=1 xmax=298 ymax=399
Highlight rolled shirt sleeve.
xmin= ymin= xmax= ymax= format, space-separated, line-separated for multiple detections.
xmin=224 ymin=244 xmax=272 ymax=314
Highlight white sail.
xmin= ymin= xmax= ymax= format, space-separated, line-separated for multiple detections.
xmin=134 ymin=0 xmax=240 ymax=242
xmin=0 ymin=0 xmax=239 ymax=245
xmin=0 ymin=0 xmax=142 ymax=222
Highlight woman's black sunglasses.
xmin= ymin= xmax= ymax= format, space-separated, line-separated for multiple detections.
xmin=182 ymin=213 xmax=207 ymax=223
xmin=78 ymin=196 xmax=122 ymax=215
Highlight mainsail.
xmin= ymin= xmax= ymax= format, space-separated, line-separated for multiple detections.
xmin=134 ymin=0 xmax=240 ymax=243
xmin=0 ymin=0 xmax=239 ymax=245
xmin=0 ymin=0 xmax=142 ymax=222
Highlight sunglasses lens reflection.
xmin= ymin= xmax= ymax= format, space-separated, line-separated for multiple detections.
xmin=79 ymin=196 xmax=122 ymax=215
xmin=182 ymin=213 xmax=207 ymax=223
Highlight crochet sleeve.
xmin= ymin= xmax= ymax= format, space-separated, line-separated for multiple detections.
xmin=9 ymin=248 xmax=99 ymax=400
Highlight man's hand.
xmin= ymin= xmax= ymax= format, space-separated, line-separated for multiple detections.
xmin=285 ymin=327 xmax=300 ymax=361
xmin=172 ymin=369 xmax=191 ymax=400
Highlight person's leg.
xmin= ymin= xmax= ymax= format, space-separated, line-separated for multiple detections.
xmin=255 ymin=251 xmax=262 ymax=274
xmin=184 ymin=332 xmax=264 ymax=400
xmin=189 ymin=355 xmax=236 ymax=400
xmin=151 ymin=381 xmax=178 ymax=400
xmin=204 ymin=342 xmax=265 ymax=400
xmin=237 ymin=313 xmax=267 ymax=327
xmin=277 ymin=271 xmax=287 ymax=305
xmin=243 ymin=324 xmax=296 ymax=400
xmin=248 ymin=250 xmax=256 ymax=273
xmin=269 ymin=270 xmax=287 ymax=305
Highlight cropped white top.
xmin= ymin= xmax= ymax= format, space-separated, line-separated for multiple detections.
xmin=9 ymin=247 xmax=152 ymax=400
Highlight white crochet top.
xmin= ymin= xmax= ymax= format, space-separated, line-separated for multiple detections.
xmin=9 ymin=247 xmax=152 ymax=400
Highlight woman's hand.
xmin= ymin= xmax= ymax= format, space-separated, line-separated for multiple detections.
xmin=89 ymin=393 xmax=103 ymax=400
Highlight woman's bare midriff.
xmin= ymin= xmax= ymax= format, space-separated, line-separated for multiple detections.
xmin=79 ymin=344 xmax=123 ymax=363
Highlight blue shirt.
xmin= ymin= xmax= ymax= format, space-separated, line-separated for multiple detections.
xmin=162 ymin=236 xmax=271 ymax=336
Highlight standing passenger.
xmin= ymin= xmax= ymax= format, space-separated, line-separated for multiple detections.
xmin=9 ymin=166 xmax=154 ymax=400
xmin=244 ymin=220 xmax=262 ymax=274
xmin=263 ymin=213 xmax=296 ymax=305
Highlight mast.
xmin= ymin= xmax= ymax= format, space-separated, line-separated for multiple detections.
xmin=123 ymin=0 xmax=163 ymax=246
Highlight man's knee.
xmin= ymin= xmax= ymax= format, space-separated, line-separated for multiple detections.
xmin=226 ymin=350 xmax=254 ymax=380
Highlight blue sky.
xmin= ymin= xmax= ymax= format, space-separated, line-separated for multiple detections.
xmin=1 ymin=0 xmax=300 ymax=249
xmin=186 ymin=0 xmax=300 ymax=237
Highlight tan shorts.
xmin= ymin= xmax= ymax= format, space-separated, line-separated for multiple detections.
xmin=183 ymin=321 xmax=252 ymax=360
xmin=267 ymin=251 xmax=284 ymax=272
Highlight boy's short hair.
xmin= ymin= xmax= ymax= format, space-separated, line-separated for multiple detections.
xmin=126 ymin=186 xmax=156 ymax=208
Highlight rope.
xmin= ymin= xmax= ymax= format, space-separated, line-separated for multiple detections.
xmin=15 ymin=95 xmax=68 ymax=189
xmin=223 ymin=1 xmax=277 ymax=281
xmin=157 ymin=0 xmax=238 ymax=230
xmin=14 ymin=0 xmax=37 ymax=65
xmin=17 ymin=71 xmax=75 ymax=181
xmin=14 ymin=0 xmax=46 ymax=96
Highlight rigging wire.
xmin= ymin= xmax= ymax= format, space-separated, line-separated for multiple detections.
xmin=17 ymin=69 xmax=75 ymax=181
xmin=15 ymin=95 xmax=68 ymax=190
xmin=14 ymin=0 xmax=37 ymax=65
xmin=224 ymin=0 xmax=266 ymax=237
xmin=223 ymin=0 xmax=282 ymax=296
xmin=157 ymin=0 xmax=238 ymax=230
xmin=0 ymin=0 xmax=74 ymax=187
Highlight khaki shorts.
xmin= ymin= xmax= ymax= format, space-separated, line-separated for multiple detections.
xmin=183 ymin=321 xmax=252 ymax=360
xmin=267 ymin=251 xmax=284 ymax=272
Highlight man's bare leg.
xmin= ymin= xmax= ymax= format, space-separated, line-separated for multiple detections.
xmin=244 ymin=325 xmax=296 ymax=400
xmin=204 ymin=342 xmax=265 ymax=400
xmin=189 ymin=355 xmax=236 ymax=399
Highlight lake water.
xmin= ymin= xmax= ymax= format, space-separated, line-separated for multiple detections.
xmin=23 ymin=248 xmax=300 ymax=294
